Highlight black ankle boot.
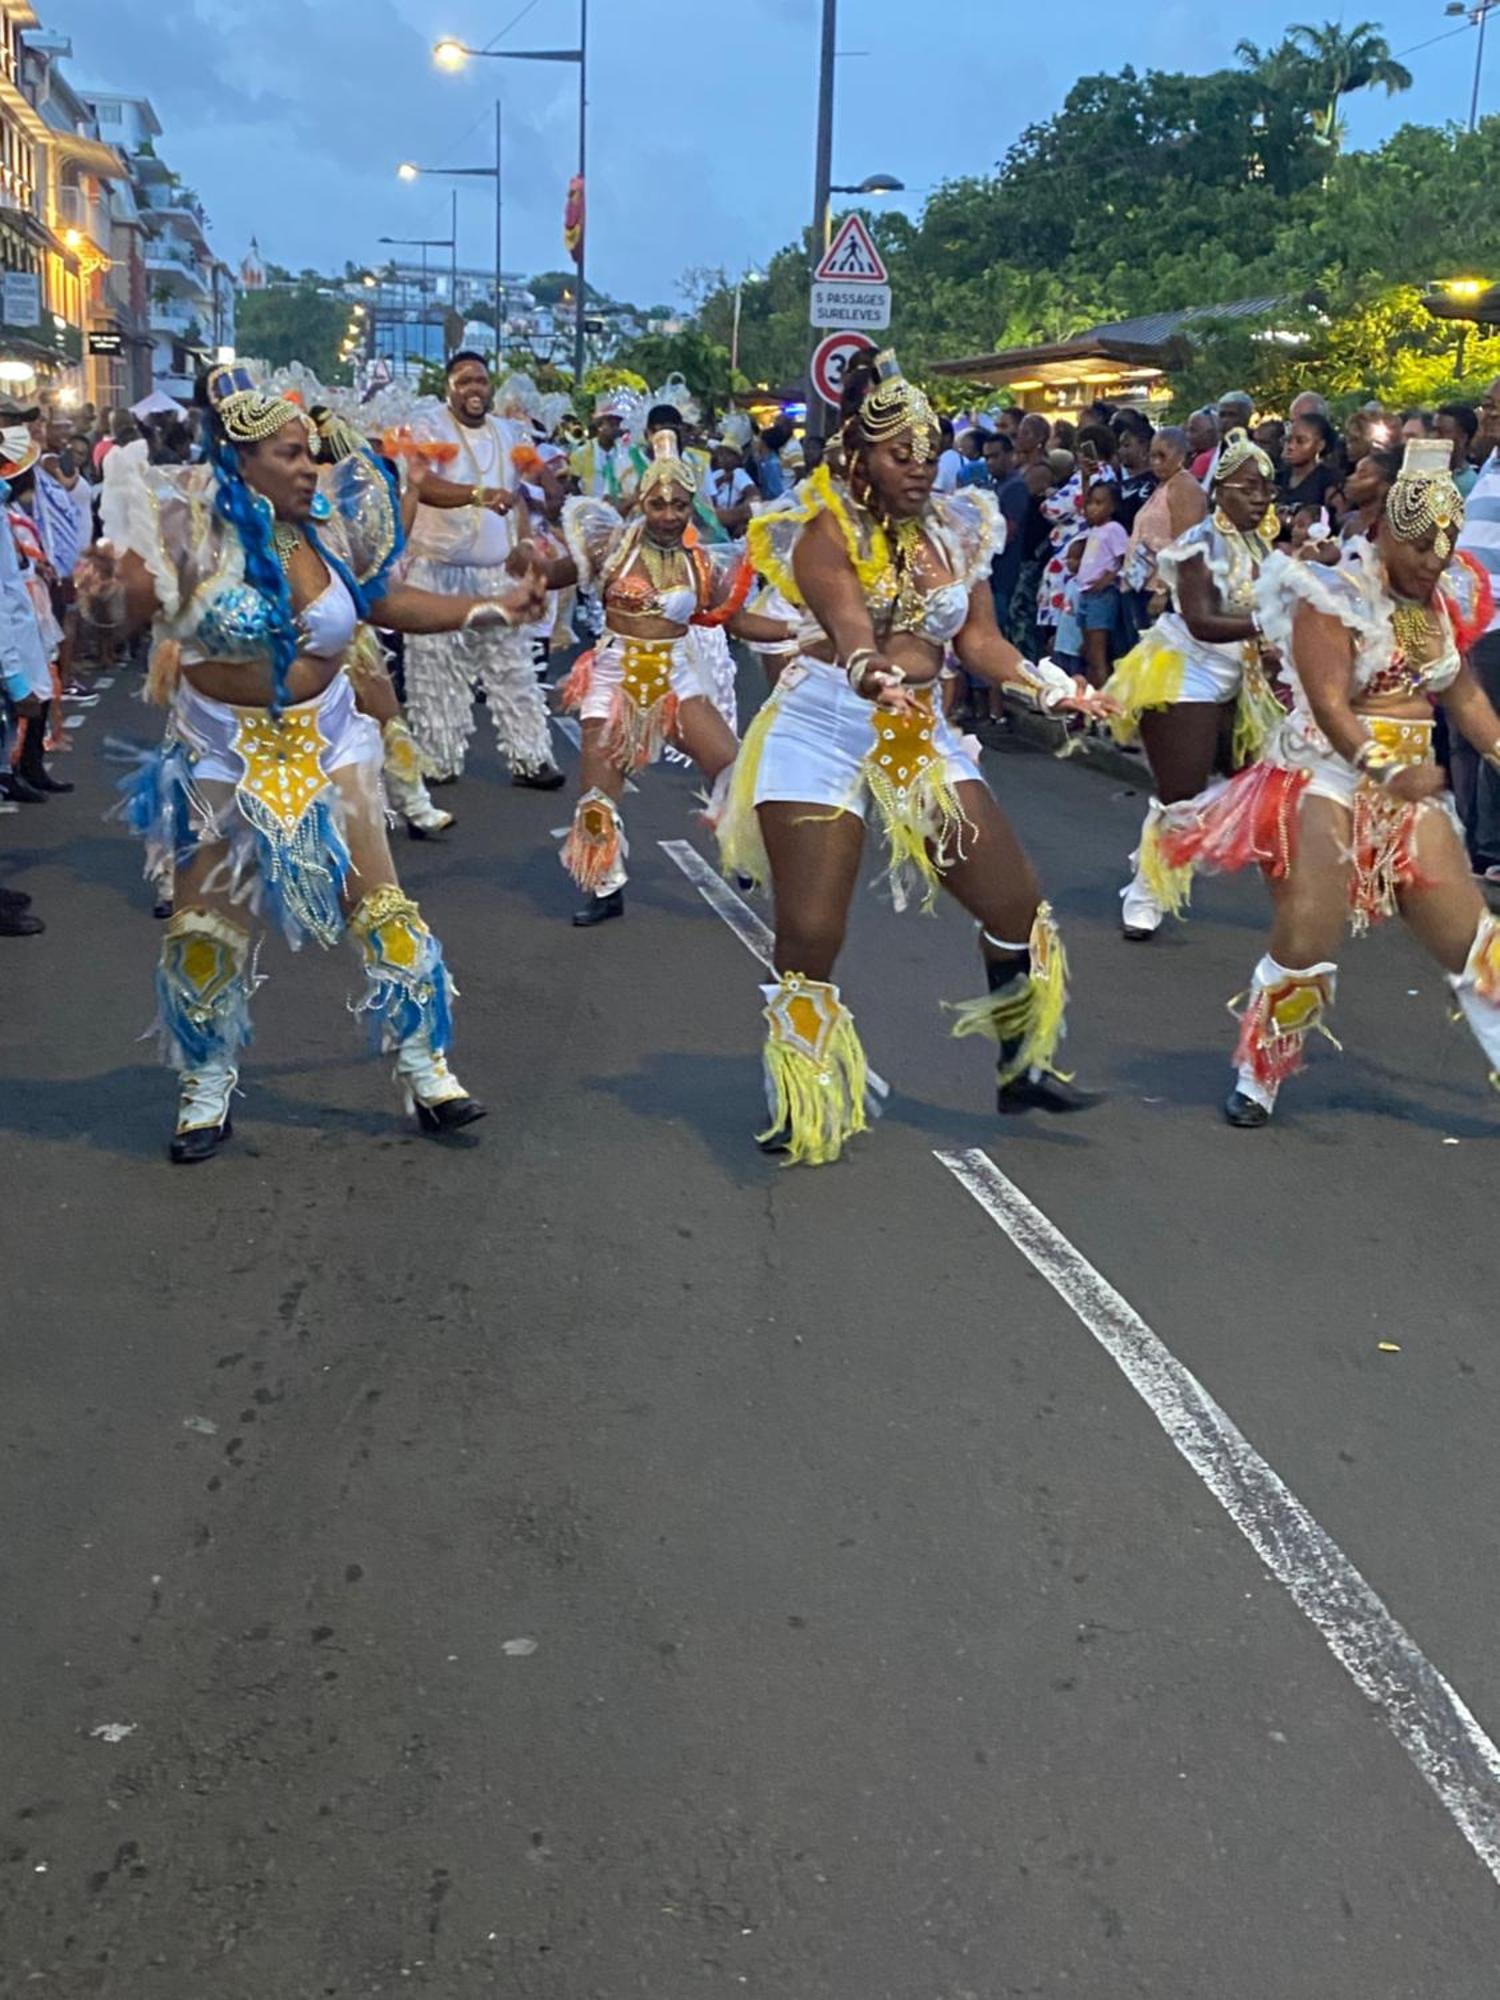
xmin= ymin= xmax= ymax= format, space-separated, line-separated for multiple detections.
xmin=572 ymin=887 xmax=624 ymax=927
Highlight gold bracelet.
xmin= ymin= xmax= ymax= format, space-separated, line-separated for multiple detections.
xmin=472 ymin=484 xmax=485 ymax=507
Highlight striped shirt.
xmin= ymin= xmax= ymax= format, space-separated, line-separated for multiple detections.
xmin=1456 ymin=450 xmax=1500 ymax=637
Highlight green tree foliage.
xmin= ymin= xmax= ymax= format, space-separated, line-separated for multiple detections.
xmin=687 ymin=16 xmax=1480 ymax=415
xmin=236 ymin=281 xmax=353 ymax=385
xmin=606 ymin=328 xmax=735 ymax=406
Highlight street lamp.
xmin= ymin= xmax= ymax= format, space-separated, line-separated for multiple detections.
xmin=829 ymin=172 xmax=905 ymax=196
xmin=396 ymin=110 xmax=506 ymax=363
xmin=1447 ymin=0 xmax=1500 ymax=130
xmin=430 ymin=8 xmax=589 ymax=383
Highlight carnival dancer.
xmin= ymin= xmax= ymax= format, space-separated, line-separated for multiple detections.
xmin=296 ymin=395 xmax=455 ymax=841
xmin=399 ymin=351 xmax=563 ymax=789
xmin=716 ymin=351 xmax=1107 ymax=1167
xmin=537 ymin=430 xmax=788 ymax=926
xmin=79 ymin=364 xmax=545 ymax=1163
xmin=1156 ymin=437 xmax=1500 ymax=1126
xmin=1104 ymin=428 xmax=1286 ymax=939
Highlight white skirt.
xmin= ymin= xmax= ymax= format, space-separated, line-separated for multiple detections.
xmin=751 ymin=657 xmax=985 ymax=817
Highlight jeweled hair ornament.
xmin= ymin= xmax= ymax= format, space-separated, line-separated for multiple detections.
xmin=1387 ymin=435 xmax=1465 ymax=559
xmin=1212 ymin=427 xmax=1273 ymax=485
xmin=852 ymin=350 xmax=939 ymax=465
xmin=639 ymin=427 xmax=697 ymax=499
xmin=206 ymin=363 xmax=311 ymax=447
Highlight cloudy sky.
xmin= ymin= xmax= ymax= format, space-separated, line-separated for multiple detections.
xmin=68 ymin=0 xmax=1489 ymax=308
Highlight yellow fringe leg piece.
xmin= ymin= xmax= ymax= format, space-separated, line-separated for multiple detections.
xmin=1232 ymin=653 xmax=1285 ymax=770
xmin=760 ymin=973 xmax=870 ymax=1167
xmin=944 ymin=901 xmax=1071 ymax=1085
xmin=1138 ymin=807 xmax=1194 ymax=920
xmin=715 ymin=698 xmax=777 ymax=891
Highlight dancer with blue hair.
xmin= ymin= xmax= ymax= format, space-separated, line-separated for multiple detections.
xmin=78 ymin=365 xmax=545 ymax=1162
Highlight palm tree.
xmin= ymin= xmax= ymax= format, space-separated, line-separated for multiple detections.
xmin=1286 ymin=20 xmax=1414 ymax=152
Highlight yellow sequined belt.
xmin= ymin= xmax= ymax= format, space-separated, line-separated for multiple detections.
xmin=866 ymin=683 xmax=942 ymax=799
xmin=617 ymin=636 xmax=677 ymax=712
xmin=230 ymin=702 xmax=332 ymax=832
xmin=1361 ymin=715 xmax=1434 ymax=770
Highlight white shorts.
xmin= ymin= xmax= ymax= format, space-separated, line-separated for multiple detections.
xmin=172 ymin=671 xmax=379 ymax=787
xmin=751 ymin=657 xmax=986 ymax=817
xmin=575 ymin=628 xmax=714 ymax=724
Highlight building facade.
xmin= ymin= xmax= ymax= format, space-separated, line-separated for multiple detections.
xmin=81 ymin=89 xmax=234 ymax=400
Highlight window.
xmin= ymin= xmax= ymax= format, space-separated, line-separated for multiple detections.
xmin=96 ymin=103 xmax=122 ymax=126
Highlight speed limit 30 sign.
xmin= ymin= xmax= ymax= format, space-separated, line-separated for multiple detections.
xmin=810 ymin=330 xmax=876 ymax=408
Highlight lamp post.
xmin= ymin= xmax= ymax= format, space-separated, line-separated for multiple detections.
xmin=379 ymin=231 xmax=454 ymax=368
xmin=1447 ymin=0 xmax=1500 ymax=130
xmin=397 ymin=116 xmax=506 ymax=361
xmin=431 ymin=6 xmax=588 ymax=383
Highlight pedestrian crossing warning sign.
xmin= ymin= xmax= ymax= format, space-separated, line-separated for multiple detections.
xmin=814 ymin=214 xmax=889 ymax=286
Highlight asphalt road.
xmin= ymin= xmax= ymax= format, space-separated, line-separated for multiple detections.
xmin=4 ymin=667 xmax=1500 ymax=1999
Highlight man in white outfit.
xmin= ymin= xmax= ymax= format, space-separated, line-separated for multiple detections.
xmin=402 ymin=351 xmax=563 ymax=789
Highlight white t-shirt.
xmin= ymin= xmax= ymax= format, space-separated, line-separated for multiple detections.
xmin=408 ymin=408 xmax=529 ymax=569
xmin=705 ymin=466 xmax=756 ymax=511
xmin=933 ymin=447 xmax=964 ymax=494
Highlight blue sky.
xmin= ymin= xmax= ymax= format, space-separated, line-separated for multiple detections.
xmin=68 ymin=0 xmax=1490 ymax=308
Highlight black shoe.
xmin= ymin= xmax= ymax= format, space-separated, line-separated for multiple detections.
xmin=758 ymin=1122 xmax=791 ymax=1155
xmin=996 ymin=1069 xmax=1104 ymax=1116
xmin=0 ymin=772 xmax=46 ymax=804
xmin=414 ymin=1094 xmax=487 ymax=1133
xmin=33 ymin=771 xmax=74 ymax=794
xmin=572 ymin=887 xmax=624 ymax=927
xmin=169 ymin=1116 xmax=232 ymax=1164
xmin=1223 ymin=1088 xmax=1271 ymax=1129
xmin=1121 ymin=924 xmax=1156 ymax=942
xmin=152 ymin=897 xmax=173 ymax=920
xmin=512 ymin=764 xmax=566 ymax=791
xmin=0 ymin=904 xmax=43 ymax=935
xmin=0 ymin=884 xmax=32 ymax=910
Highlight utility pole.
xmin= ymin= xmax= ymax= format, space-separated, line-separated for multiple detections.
xmin=805 ymin=0 xmax=837 ymax=442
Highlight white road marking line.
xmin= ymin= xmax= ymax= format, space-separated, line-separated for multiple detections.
xmin=660 ymin=838 xmax=890 ymax=1101
xmin=936 ymin=1144 xmax=1500 ymax=1886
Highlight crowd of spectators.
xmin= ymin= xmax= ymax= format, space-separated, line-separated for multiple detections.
xmin=0 ymin=395 xmax=197 ymax=934
xmin=942 ymin=381 xmax=1500 ymax=883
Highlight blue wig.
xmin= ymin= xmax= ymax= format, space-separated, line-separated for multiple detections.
xmin=205 ymin=430 xmax=301 ymax=714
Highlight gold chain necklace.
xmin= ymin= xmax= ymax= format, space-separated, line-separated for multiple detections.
xmin=638 ymin=536 xmax=687 ymax=595
xmin=272 ymin=522 xmax=302 ymax=573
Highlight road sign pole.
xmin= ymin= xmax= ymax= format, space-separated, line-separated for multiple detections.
xmin=805 ymin=0 xmax=838 ymax=445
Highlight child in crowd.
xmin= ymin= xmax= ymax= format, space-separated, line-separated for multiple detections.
xmin=1058 ymin=480 xmax=1128 ymax=686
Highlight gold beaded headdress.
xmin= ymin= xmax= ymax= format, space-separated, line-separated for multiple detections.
xmin=852 ymin=350 xmax=939 ymax=465
xmin=638 ymin=427 xmax=697 ymax=499
xmin=1387 ymin=436 xmax=1464 ymax=559
xmin=1212 ymin=427 xmax=1273 ymax=486
xmin=206 ymin=363 xmax=311 ymax=447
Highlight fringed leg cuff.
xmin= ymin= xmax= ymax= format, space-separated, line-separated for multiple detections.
xmin=760 ymin=974 xmax=870 ymax=1167
xmin=1231 ymin=955 xmax=1339 ymax=1103
xmin=562 ymin=788 xmax=627 ymax=894
xmin=155 ymin=907 xmax=255 ymax=1071
xmin=349 ymin=885 xmax=454 ymax=1054
xmin=946 ymin=901 xmax=1070 ymax=1084
xmin=1449 ymin=914 xmax=1500 ymax=1086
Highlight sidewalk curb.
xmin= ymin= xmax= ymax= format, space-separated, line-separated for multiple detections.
xmin=980 ymin=699 xmax=1148 ymax=789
